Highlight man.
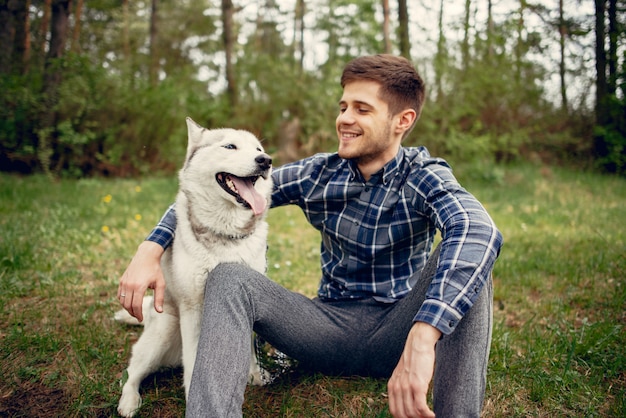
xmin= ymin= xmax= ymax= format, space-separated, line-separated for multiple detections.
xmin=118 ymin=54 xmax=503 ymax=418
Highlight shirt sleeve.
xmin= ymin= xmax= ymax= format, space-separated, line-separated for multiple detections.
xmin=412 ymin=163 xmax=503 ymax=335
xmin=145 ymin=203 xmax=177 ymax=249
xmin=271 ymin=153 xmax=332 ymax=207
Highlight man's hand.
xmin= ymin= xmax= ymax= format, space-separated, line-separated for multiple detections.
xmin=388 ymin=322 xmax=442 ymax=418
xmin=117 ymin=240 xmax=166 ymax=322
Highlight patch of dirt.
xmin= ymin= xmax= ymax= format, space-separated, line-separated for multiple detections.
xmin=0 ymin=382 xmax=67 ymax=417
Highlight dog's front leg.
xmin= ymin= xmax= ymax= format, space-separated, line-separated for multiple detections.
xmin=179 ymin=308 xmax=202 ymax=400
xmin=249 ymin=335 xmax=268 ymax=386
xmin=118 ymin=311 xmax=182 ymax=417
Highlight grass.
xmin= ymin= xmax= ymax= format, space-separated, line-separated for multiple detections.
xmin=0 ymin=162 xmax=624 ymax=417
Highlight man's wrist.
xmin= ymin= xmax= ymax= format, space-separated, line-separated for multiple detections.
xmin=408 ymin=322 xmax=442 ymax=348
xmin=138 ymin=240 xmax=166 ymax=258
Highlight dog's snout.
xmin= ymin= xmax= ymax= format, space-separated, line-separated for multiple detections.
xmin=255 ymin=154 xmax=272 ymax=170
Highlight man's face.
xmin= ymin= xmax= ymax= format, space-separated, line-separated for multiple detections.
xmin=336 ymin=80 xmax=401 ymax=175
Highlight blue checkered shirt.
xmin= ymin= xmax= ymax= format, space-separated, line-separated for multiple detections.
xmin=147 ymin=147 xmax=502 ymax=335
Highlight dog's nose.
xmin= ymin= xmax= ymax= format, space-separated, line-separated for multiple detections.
xmin=255 ymin=154 xmax=272 ymax=170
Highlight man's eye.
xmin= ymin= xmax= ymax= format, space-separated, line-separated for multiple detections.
xmin=223 ymin=144 xmax=237 ymax=150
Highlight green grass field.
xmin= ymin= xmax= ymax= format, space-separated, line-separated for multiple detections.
xmin=0 ymin=163 xmax=624 ymax=417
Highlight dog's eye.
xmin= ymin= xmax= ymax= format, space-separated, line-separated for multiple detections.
xmin=223 ymin=144 xmax=237 ymax=150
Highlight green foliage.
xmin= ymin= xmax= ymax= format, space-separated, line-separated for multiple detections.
xmin=0 ymin=1 xmax=611 ymax=176
xmin=0 ymin=72 xmax=44 ymax=172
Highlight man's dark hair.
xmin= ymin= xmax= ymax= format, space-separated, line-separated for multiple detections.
xmin=341 ymin=54 xmax=426 ymax=137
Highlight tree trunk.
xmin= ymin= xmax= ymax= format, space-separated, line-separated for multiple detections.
xmin=222 ymin=0 xmax=237 ymax=113
xmin=0 ymin=1 xmax=15 ymax=74
xmin=41 ymin=0 xmax=72 ymax=176
xmin=434 ymin=0 xmax=446 ymax=101
xmin=462 ymin=0 xmax=471 ymax=70
xmin=71 ymin=0 xmax=83 ymax=52
xmin=382 ymin=0 xmax=391 ymax=54
xmin=558 ymin=0 xmax=568 ymax=112
xmin=607 ymin=0 xmax=617 ymax=95
xmin=40 ymin=0 xmax=52 ymax=65
xmin=397 ymin=0 xmax=410 ymax=59
xmin=0 ymin=0 xmax=30 ymax=75
xmin=594 ymin=0 xmax=608 ymax=126
xmin=486 ymin=0 xmax=493 ymax=59
xmin=149 ymin=0 xmax=159 ymax=85
xmin=515 ymin=0 xmax=525 ymax=85
xmin=47 ymin=0 xmax=71 ymax=62
xmin=12 ymin=0 xmax=29 ymax=74
xmin=293 ymin=0 xmax=305 ymax=71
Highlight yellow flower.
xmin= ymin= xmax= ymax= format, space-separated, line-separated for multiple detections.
xmin=135 ymin=186 xmax=142 ymax=193
xmin=134 ymin=214 xmax=142 ymax=221
xmin=102 ymin=194 xmax=112 ymax=203
xmin=101 ymin=225 xmax=110 ymax=233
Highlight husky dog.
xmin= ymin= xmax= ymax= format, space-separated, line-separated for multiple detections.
xmin=116 ymin=118 xmax=273 ymax=418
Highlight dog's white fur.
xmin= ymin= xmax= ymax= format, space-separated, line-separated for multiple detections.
xmin=116 ymin=118 xmax=273 ymax=417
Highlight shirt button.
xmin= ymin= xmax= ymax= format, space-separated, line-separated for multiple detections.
xmin=449 ymin=320 xmax=456 ymax=328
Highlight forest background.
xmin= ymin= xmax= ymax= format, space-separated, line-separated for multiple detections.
xmin=0 ymin=0 xmax=624 ymax=178
xmin=0 ymin=1 xmax=625 ymax=416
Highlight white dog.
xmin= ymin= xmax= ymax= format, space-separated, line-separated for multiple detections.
xmin=116 ymin=117 xmax=273 ymax=417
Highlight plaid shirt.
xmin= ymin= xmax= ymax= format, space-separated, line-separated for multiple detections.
xmin=147 ymin=147 xmax=502 ymax=335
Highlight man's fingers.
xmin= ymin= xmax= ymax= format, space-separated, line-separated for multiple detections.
xmin=413 ymin=397 xmax=435 ymax=418
xmin=388 ymin=374 xmax=409 ymax=418
xmin=153 ymin=275 xmax=165 ymax=314
xmin=130 ymin=292 xmax=144 ymax=322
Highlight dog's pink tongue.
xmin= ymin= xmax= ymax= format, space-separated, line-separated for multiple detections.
xmin=231 ymin=177 xmax=267 ymax=216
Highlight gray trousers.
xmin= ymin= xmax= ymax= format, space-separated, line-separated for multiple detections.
xmin=186 ymin=246 xmax=493 ymax=417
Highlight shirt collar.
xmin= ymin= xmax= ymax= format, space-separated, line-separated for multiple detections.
xmin=344 ymin=148 xmax=404 ymax=184
xmin=381 ymin=148 xmax=403 ymax=185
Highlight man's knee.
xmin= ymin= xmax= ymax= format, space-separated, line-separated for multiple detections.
xmin=206 ymin=263 xmax=264 ymax=295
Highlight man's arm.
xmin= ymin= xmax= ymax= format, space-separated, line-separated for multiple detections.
xmin=118 ymin=240 xmax=166 ymax=322
xmin=388 ymin=322 xmax=441 ymax=418
xmin=388 ymin=160 xmax=503 ymax=417
xmin=117 ymin=205 xmax=176 ymax=321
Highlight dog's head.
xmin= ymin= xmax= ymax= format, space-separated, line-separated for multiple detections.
xmin=181 ymin=117 xmax=272 ymax=217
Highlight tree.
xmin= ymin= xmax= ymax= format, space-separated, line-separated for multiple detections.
xmin=594 ymin=0 xmax=608 ymax=124
xmin=149 ymin=0 xmax=159 ymax=85
xmin=0 ymin=0 xmax=30 ymax=75
xmin=461 ymin=0 xmax=472 ymax=71
xmin=433 ymin=0 xmax=448 ymax=102
xmin=39 ymin=0 xmax=72 ymax=176
xmin=397 ymin=0 xmax=410 ymax=58
xmin=593 ymin=0 xmax=626 ymax=174
xmin=71 ymin=0 xmax=83 ymax=53
xmin=558 ymin=0 xmax=569 ymax=112
xmin=293 ymin=0 xmax=306 ymax=70
xmin=222 ymin=0 xmax=237 ymax=112
xmin=607 ymin=0 xmax=618 ymax=94
xmin=382 ymin=0 xmax=391 ymax=54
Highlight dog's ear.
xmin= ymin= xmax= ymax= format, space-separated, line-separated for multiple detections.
xmin=185 ymin=117 xmax=205 ymax=160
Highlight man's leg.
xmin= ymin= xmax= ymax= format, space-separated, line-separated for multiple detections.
xmin=366 ymin=244 xmax=493 ymax=417
xmin=431 ymin=277 xmax=492 ymax=417
xmin=186 ymin=263 xmax=381 ymax=417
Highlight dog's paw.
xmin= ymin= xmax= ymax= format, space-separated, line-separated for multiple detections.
xmin=248 ymin=368 xmax=269 ymax=386
xmin=117 ymin=392 xmax=142 ymax=417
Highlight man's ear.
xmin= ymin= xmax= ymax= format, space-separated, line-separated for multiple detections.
xmin=395 ymin=109 xmax=417 ymax=135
